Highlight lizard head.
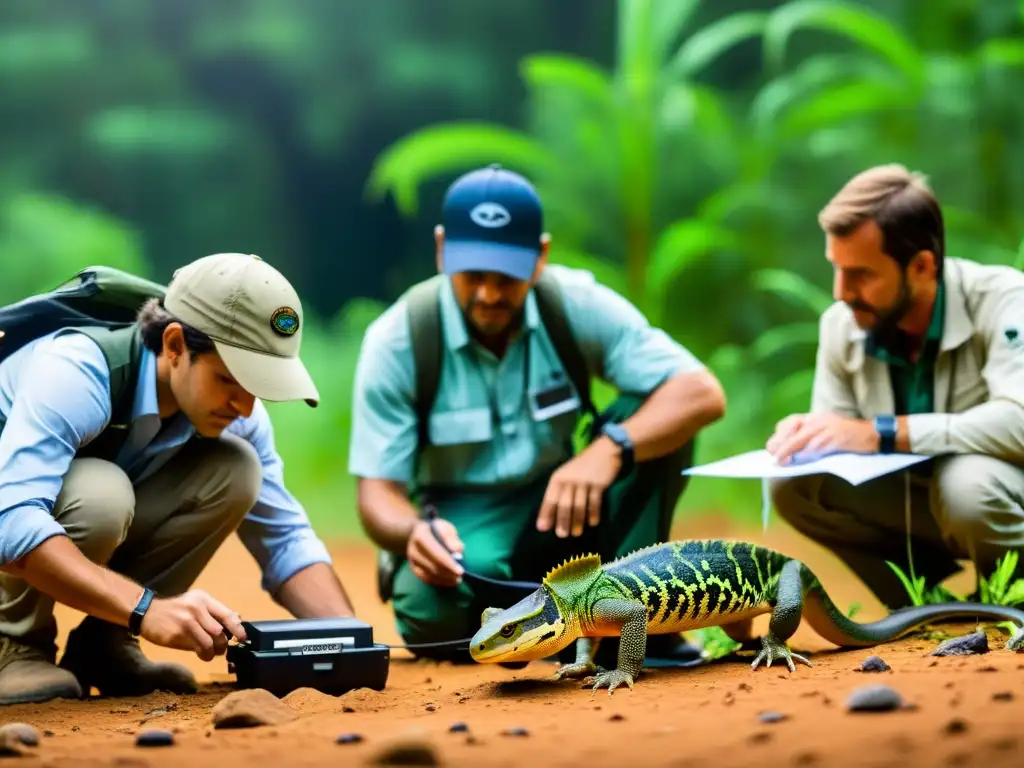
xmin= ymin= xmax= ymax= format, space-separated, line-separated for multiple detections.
xmin=469 ymin=553 xmax=603 ymax=664
xmin=469 ymin=586 xmax=576 ymax=663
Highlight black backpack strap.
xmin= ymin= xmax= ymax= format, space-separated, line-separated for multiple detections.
xmin=405 ymin=276 xmax=444 ymax=450
xmin=71 ymin=324 xmax=145 ymax=461
xmin=534 ymin=270 xmax=595 ymax=420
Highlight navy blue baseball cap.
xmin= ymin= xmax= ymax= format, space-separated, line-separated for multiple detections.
xmin=440 ymin=164 xmax=543 ymax=282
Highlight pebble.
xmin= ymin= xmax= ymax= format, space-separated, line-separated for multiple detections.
xmin=136 ymin=729 xmax=174 ymax=747
xmin=336 ymin=733 xmax=364 ymax=744
xmin=448 ymin=722 xmax=469 ymax=733
xmin=758 ymin=711 xmax=787 ymax=723
xmin=857 ymin=655 xmax=890 ymax=672
xmin=502 ymin=727 xmax=529 ymax=737
xmin=846 ymin=684 xmax=904 ymax=712
xmin=931 ymin=631 xmax=989 ymax=656
xmin=993 ymin=691 xmax=1014 ymax=701
xmin=0 ymin=723 xmax=38 ymax=747
xmin=944 ymin=718 xmax=969 ymax=735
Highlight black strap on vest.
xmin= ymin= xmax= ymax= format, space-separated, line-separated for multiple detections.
xmin=405 ymin=271 xmax=595 ymax=449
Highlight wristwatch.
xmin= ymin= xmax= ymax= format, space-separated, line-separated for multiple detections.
xmin=129 ymin=587 xmax=155 ymax=637
xmin=873 ymin=414 xmax=897 ymax=454
xmin=600 ymin=422 xmax=635 ymax=476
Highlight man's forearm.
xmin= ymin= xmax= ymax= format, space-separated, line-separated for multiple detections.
xmin=273 ymin=562 xmax=355 ymax=619
xmin=5 ymin=535 xmax=144 ymax=627
xmin=615 ymin=369 xmax=726 ymax=462
xmin=899 ymin=401 xmax=1024 ymax=463
xmin=356 ymin=478 xmax=422 ymax=552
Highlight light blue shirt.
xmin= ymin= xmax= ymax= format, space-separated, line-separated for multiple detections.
xmin=0 ymin=330 xmax=331 ymax=594
xmin=349 ymin=265 xmax=705 ymax=488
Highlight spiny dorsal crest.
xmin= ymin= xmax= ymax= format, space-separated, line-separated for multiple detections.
xmin=542 ymin=553 xmax=603 ymax=590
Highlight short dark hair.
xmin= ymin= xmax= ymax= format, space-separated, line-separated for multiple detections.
xmin=818 ymin=164 xmax=945 ymax=275
xmin=136 ymin=298 xmax=216 ymax=357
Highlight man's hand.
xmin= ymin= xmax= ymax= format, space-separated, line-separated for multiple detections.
xmin=406 ymin=519 xmax=464 ymax=587
xmin=537 ymin=437 xmax=622 ymax=538
xmin=140 ymin=589 xmax=247 ymax=662
xmin=767 ymin=413 xmax=878 ymax=464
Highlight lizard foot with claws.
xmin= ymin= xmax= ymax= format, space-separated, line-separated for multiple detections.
xmin=553 ymin=661 xmax=602 ymax=681
xmin=751 ymin=632 xmax=812 ymax=673
xmin=582 ymin=668 xmax=634 ymax=695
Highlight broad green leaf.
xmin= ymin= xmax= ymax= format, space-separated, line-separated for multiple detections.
xmin=977 ymin=37 xmax=1024 ymax=70
xmin=364 ymin=123 xmax=556 ymax=216
xmin=645 ymin=219 xmax=739 ymax=310
xmin=750 ymin=322 xmax=820 ymax=362
xmin=763 ymin=0 xmax=925 ymax=87
xmin=651 ymin=0 xmax=700 ymax=62
xmin=0 ymin=27 xmax=95 ymax=73
xmin=751 ymin=268 xmax=833 ymax=316
xmin=770 ymin=369 xmax=816 ymax=409
xmin=547 ymin=247 xmax=628 ymax=297
xmin=750 ymin=53 xmax=892 ymax=136
xmin=779 ymin=78 xmax=910 ymax=137
xmin=521 ymin=54 xmax=616 ymax=113
xmin=668 ymin=11 xmax=768 ymax=79
xmin=84 ymin=107 xmax=233 ymax=157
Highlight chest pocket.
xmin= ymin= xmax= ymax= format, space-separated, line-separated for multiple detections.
xmin=421 ymin=407 xmax=494 ymax=484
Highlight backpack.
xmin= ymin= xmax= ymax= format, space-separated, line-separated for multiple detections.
xmin=404 ymin=269 xmax=596 ymax=449
xmin=0 ymin=266 xmax=167 ymax=458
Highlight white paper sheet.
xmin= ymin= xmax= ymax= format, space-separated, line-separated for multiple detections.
xmin=684 ymin=449 xmax=930 ymax=486
xmin=683 ymin=449 xmax=932 ymax=531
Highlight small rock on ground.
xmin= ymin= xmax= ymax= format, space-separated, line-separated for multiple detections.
xmin=931 ymin=631 xmax=989 ymax=657
xmin=136 ymin=729 xmax=175 ymax=747
xmin=367 ymin=731 xmax=440 ymax=766
xmin=847 ymin=684 xmax=904 ymax=712
xmin=211 ymin=688 xmax=299 ymax=729
xmin=758 ymin=711 xmax=787 ymax=723
xmin=0 ymin=723 xmax=39 ymax=756
xmin=857 ymin=655 xmax=890 ymax=672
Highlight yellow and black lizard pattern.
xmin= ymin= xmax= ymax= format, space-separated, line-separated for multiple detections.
xmin=597 ymin=539 xmax=784 ymax=633
xmin=469 ymin=538 xmax=1024 ymax=696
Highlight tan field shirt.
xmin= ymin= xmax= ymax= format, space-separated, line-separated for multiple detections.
xmin=812 ymin=257 xmax=1024 ymax=464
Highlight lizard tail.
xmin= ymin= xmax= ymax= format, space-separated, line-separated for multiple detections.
xmin=798 ymin=564 xmax=1024 ymax=650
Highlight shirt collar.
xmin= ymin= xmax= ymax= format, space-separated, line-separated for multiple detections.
xmin=132 ymin=347 xmax=160 ymax=421
xmin=866 ymin=277 xmax=947 ymax=362
xmin=438 ymin=277 xmax=540 ymax=352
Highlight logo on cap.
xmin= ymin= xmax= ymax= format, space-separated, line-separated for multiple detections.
xmin=271 ymin=307 xmax=300 ymax=336
xmin=469 ymin=202 xmax=511 ymax=229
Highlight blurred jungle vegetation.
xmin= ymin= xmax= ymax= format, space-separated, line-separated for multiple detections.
xmin=3 ymin=0 xmax=1024 ymax=537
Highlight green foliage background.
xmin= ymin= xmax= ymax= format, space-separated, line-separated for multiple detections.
xmin=3 ymin=0 xmax=1024 ymax=540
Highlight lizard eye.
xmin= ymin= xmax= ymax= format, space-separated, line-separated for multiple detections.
xmin=499 ymin=624 xmax=516 ymax=638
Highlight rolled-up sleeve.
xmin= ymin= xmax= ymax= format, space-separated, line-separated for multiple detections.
xmin=0 ymin=332 xmax=112 ymax=565
xmin=229 ymin=401 xmax=333 ymax=594
xmin=561 ymin=270 xmax=704 ymax=395
xmin=347 ymin=307 xmax=419 ymax=483
xmin=908 ymin=287 xmax=1024 ymax=462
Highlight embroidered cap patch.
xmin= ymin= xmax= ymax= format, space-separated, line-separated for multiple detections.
xmin=271 ymin=307 xmax=300 ymax=336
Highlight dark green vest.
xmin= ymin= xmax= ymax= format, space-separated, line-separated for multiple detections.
xmin=0 ymin=324 xmax=145 ymax=463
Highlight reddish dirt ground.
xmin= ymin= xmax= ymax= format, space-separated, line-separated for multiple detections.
xmin=3 ymin=513 xmax=1023 ymax=767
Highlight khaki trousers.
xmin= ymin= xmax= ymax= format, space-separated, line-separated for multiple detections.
xmin=770 ymin=454 xmax=1024 ymax=609
xmin=0 ymin=433 xmax=263 ymax=645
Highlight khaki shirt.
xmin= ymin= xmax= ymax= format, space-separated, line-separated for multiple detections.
xmin=812 ymin=257 xmax=1024 ymax=463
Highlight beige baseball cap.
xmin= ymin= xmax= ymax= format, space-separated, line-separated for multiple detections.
xmin=163 ymin=253 xmax=319 ymax=407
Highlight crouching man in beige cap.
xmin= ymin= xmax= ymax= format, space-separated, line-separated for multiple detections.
xmin=0 ymin=253 xmax=355 ymax=704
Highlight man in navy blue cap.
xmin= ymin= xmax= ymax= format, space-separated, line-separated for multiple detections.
xmin=350 ymin=164 xmax=726 ymax=668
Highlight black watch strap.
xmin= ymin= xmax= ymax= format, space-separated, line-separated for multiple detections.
xmin=874 ymin=415 xmax=897 ymax=454
xmin=601 ymin=422 xmax=635 ymax=475
xmin=129 ymin=587 xmax=155 ymax=637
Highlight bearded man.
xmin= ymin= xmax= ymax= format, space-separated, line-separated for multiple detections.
xmin=766 ymin=164 xmax=1024 ymax=609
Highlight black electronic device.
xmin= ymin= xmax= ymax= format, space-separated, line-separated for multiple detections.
xmin=226 ymin=617 xmax=390 ymax=698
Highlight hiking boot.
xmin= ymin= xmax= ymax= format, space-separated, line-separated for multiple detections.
xmin=0 ymin=635 xmax=83 ymax=705
xmin=59 ymin=616 xmax=197 ymax=697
